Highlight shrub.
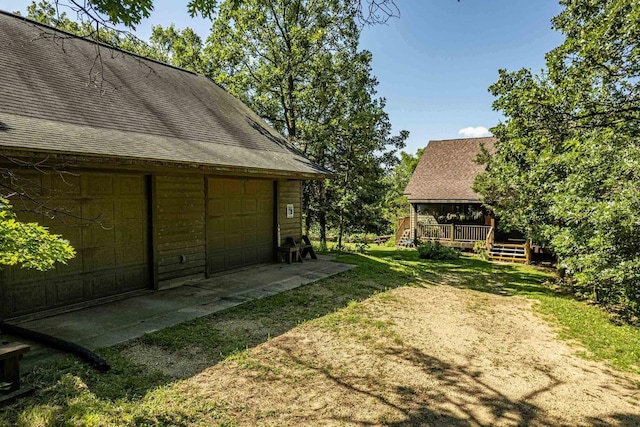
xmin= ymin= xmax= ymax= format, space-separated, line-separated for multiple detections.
xmin=417 ymin=241 xmax=460 ymax=260
xmin=473 ymin=241 xmax=488 ymax=260
xmin=355 ymin=240 xmax=369 ymax=254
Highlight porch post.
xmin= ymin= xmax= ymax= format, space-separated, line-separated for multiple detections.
xmin=450 ymin=223 xmax=455 ymax=241
xmin=410 ymin=203 xmax=418 ymax=240
xmin=409 ymin=204 xmax=413 ymax=240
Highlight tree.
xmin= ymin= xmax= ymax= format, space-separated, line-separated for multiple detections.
xmin=0 ymin=198 xmax=75 ymax=271
xmin=206 ymin=0 xmax=407 ymax=245
xmin=148 ymin=25 xmax=207 ymax=73
xmin=43 ymin=0 xmax=399 ymax=31
xmin=474 ymin=0 xmax=640 ymax=319
xmin=383 ymin=147 xmax=424 ymax=228
xmin=206 ymin=0 xmax=360 ymax=139
xmin=319 ymin=50 xmax=408 ymax=246
xmin=22 ymin=0 xmax=408 ymax=247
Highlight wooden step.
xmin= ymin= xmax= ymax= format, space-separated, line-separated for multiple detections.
xmin=488 ymin=255 xmax=528 ymax=263
xmin=488 ymin=243 xmax=528 ymax=263
xmin=397 ymin=229 xmax=414 ymax=248
xmin=489 ymin=248 xmax=525 ymax=256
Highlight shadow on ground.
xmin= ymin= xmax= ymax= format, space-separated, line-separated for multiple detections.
xmin=276 ymin=335 xmax=640 ymax=427
xmin=1 ymin=249 xmax=633 ymax=426
xmin=276 ymin=338 xmax=563 ymax=426
xmin=372 ymin=248 xmax=558 ymax=297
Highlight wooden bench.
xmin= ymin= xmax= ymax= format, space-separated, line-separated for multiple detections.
xmin=278 ymin=243 xmax=302 ymax=263
xmin=0 ymin=341 xmax=34 ymax=403
xmin=286 ymin=236 xmax=317 ymax=260
xmin=278 ymin=236 xmax=317 ymax=263
xmin=299 ymin=236 xmax=317 ymax=260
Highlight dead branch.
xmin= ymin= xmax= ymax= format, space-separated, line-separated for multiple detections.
xmin=0 ymin=156 xmax=109 ymax=229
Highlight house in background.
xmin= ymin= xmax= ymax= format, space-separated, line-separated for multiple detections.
xmin=0 ymin=11 xmax=329 ymax=320
xmin=400 ymin=137 xmax=531 ymax=263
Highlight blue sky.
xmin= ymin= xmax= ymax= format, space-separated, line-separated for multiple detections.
xmin=1 ymin=0 xmax=564 ymax=154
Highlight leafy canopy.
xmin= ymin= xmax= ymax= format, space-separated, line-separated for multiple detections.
xmin=206 ymin=0 xmax=407 ymax=241
xmin=0 ymin=199 xmax=75 ymax=271
xmin=383 ymin=148 xmax=425 ymax=227
xmin=475 ymin=0 xmax=640 ymax=318
xmin=47 ymin=0 xmax=398 ymax=30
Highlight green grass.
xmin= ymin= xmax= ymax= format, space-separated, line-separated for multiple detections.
xmin=366 ymin=245 xmax=640 ymax=373
xmin=535 ymin=295 xmax=640 ymax=372
xmin=140 ymin=249 xmax=413 ymax=360
xmin=2 ymin=246 xmax=639 ymax=425
xmin=2 ymin=350 xmax=234 ymax=426
xmin=313 ymin=299 xmax=401 ymax=345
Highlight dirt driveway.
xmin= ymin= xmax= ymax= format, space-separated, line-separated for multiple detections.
xmin=129 ymin=283 xmax=640 ymax=426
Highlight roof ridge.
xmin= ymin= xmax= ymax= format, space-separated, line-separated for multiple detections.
xmin=0 ymin=10 xmax=328 ymax=177
xmin=428 ymin=136 xmax=496 ymax=143
xmin=403 ymin=136 xmax=494 ymax=201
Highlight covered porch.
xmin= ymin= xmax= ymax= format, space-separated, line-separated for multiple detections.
xmin=399 ymin=137 xmax=531 ymax=262
xmin=404 ymin=202 xmax=493 ymax=246
xmin=416 ymin=223 xmax=493 ymax=249
xmin=396 ymin=202 xmax=531 ymax=263
xmin=396 ymin=217 xmax=494 ymax=250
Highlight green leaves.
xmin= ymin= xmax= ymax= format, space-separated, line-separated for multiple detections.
xmin=90 ymin=0 xmax=153 ymax=28
xmin=186 ymin=0 xmax=220 ymax=19
xmin=417 ymin=241 xmax=460 ymax=260
xmin=0 ymin=199 xmax=75 ymax=271
xmin=149 ymin=25 xmax=207 ymax=73
xmin=204 ymin=0 xmax=406 ymax=239
xmin=382 ymin=147 xmax=423 ymax=227
xmin=46 ymin=0 xmax=399 ymax=29
xmin=476 ymin=0 xmax=640 ymax=320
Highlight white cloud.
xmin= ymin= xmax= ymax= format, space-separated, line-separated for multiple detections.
xmin=457 ymin=126 xmax=492 ymax=138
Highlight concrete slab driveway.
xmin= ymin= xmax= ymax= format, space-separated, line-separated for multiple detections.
xmin=4 ymin=255 xmax=354 ymax=368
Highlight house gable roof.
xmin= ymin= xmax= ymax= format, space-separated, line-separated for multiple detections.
xmin=0 ymin=11 xmax=329 ymax=178
xmin=404 ymin=137 xmax=496 ymax=203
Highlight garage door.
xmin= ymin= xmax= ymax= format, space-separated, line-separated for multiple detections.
xmin=206 ymin=178 xmax=274 ymax=274
xmin=0 ymin=172 xmax=151 ymax=319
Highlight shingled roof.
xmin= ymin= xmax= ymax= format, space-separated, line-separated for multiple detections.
xmin=0 ymin=11 xmax=329 ymax=178
xmin=404 ymin=137 xmax=496 ymax=203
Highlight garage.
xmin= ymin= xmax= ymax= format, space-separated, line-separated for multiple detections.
xmin=206 ymin=177 xmax=275 ymax=274
xmin=1 ymin=12 xmax=329 ymax=320
xmin=0 ymin=172 xmax=151 ymax=319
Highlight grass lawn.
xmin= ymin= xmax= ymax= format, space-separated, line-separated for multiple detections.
xmin=1 ymin=247 xmax=639 ymax=426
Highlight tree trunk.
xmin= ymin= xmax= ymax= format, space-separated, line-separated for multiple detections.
xmin=287 ymin=75 xmax=296 ymax=138
xmin=338 ymin=210 xmax=345 ymax=249
xmin=319 ymin=181 xmax=327 ymax=247
xmin=319 ymin=212 xmax=327 ymax=247
xmin=305 ymin=208 xmax=311 ymax=236
xmin=338 ymin=149 xmax=351 ymax=250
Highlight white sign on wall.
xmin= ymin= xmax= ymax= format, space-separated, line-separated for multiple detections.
xmin=286 ymin=204 xmax=294 ymax=218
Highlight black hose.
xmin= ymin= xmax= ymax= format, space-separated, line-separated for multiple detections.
xmin=0 ymin=319 xmax=110 ymax=372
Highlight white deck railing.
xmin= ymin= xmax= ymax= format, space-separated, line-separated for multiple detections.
xmin=417 ymin=224 xmax=491 ymax=243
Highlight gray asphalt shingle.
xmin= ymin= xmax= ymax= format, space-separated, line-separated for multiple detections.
xmin=0 ymin=11 xmax=328 ymax=177
xmin=404 ymin=137 xmax=496 ymax=202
